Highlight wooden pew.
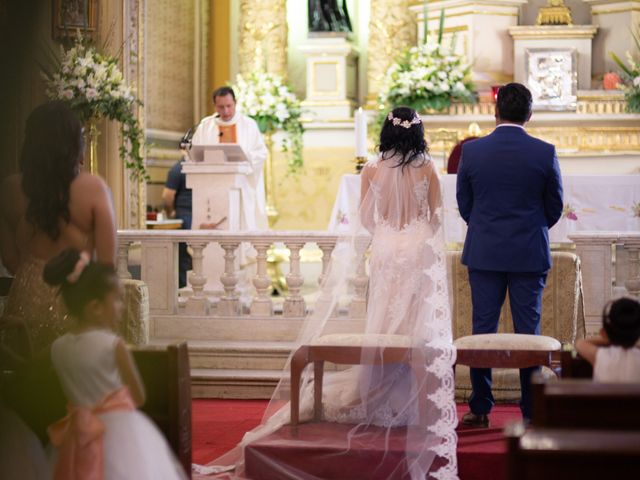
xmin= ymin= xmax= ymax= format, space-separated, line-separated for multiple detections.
xmin=1 ymin=341 xmax=192 ymax=478
xmin=505 ymin=424 xmax=640 ymax=480
xmin=559 ymin=349 xmax=593 ymax=379
xmin=532 ymin=377 xmax=640 ymax=430
xmin=132 ymin=342 xmax=192 ymax=477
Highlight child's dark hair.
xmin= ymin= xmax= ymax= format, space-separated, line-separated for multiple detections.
xmin=602 ymin=297 xmax=640 ymax=348
xmin=43 ymin=249 xmax=118 ymax=318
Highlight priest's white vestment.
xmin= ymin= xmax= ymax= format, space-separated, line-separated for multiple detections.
xmin=191 ymin=111 xmax=268 ymax=230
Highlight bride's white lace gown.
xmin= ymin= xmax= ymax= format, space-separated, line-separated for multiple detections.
xmin=201 ymin=152 xmax=458 ymax=479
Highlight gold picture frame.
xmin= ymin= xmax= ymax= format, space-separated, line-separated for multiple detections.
xmin=52 ymin=0 xmax=98 ymax=40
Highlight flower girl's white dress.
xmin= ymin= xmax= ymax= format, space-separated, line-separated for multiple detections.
xmin=50 ymin=329 xmax=186 ymax=479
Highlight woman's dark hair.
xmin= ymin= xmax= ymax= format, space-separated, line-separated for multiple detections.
xmin=378 ymin=106 xmax=428 ymax=169
xmin=602 ymin=297 xmax=640 ymax=348
xmin=212 ymin=86 xmax=236 ymax=102
xmin=43 ymin=249 xmax=118 ymax=318
xmin=20 ymin=101 xmax=83 ymax=240
xmin=496 ymin=83 xmax=532 ymax=124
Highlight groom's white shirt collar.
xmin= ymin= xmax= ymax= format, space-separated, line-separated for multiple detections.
xmin=496 ymin=123 xmax=525 ymax=130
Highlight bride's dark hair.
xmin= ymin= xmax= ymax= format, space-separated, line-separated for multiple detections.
xmin=43 ymin=248 xmax=117 ymax=317
xmin=20 ymin=101 xmax=84 ymax=240
xmin=378 ymin=106 xmax=428 ymax=168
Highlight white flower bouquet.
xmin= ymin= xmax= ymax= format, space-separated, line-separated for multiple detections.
xmin=611 ymin=31 xmax=640 ymax=113
xmin=44 ymin=37 xmax=146 ymax=180
xmin=378 ymin=40 xmax=475 ymax=113
xmin=233 ymin=72 xmax=304 ymax=172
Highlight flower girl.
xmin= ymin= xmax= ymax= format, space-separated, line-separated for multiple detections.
xmin=43 ymin=249 xmax=186 ymax=479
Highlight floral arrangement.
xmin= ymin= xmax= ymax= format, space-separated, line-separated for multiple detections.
xmin=43 ymin=37 xmax=146 ymax=180
xmin=233 ymin=72 xmax=304 ymax=172
xmin=378 ymin=41 xmax=475 ymax=113
xmin=611 ymin=31 xmax=640 ymax=113
xmin=563 ymin=204 xmax=578 ymax=221
xmin=371 ymin=9 xmax=475 ymax=140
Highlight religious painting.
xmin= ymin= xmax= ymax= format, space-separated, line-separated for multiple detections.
xmin=525 ymin=48 xmax=577 ymax=111
xmin=52 ymin=0 xmax=98 ymax=39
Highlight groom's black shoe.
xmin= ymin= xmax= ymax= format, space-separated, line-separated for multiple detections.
xmin=461 ymin=411 xmax=490 ymax=428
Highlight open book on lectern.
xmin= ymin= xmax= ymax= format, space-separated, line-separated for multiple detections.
xmin=189 ymin=144 xmax=248 ymax=164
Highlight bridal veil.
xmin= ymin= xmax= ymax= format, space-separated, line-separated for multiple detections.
xmin=201 ymin=115 xmax=457 ymax=479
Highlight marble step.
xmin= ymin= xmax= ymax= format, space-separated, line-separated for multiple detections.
xmin=151 ymin=314 xmax=363 ymax=342
xmin=191 ymin=368 xmax=283 ymax=399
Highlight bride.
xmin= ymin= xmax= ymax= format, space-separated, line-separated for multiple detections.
xmin=198 ymin=107 xmax=457 ymax=479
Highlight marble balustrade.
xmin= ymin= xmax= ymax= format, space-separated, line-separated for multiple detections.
xmin=570 ymin=233 xmax=640 ymax=333
xmin=117 ymin=230 xmax=640 ymax=335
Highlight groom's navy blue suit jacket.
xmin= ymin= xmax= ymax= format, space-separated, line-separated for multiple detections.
xmin=456 ymin=125 xmax=564 ymax=273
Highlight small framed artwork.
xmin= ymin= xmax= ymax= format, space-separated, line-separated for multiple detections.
xmin=525 ymin=48 xmax=577 ymax=111
xmin=52 ymin=0 xmax=98 ymax=40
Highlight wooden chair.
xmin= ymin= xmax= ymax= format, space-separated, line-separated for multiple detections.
xmin=289 ymin=334 xmax=428 ymax=426
xmin=132 ymin=341 xmax=192 ymax=477
xmin=505 ymin=424 xmax=640 ymax=480
xmin=531 ymin=376 xmax=640 ymax=430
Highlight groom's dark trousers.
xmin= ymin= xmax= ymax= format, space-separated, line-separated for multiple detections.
xmin=456 ymin=125 xmax=563 ymax=420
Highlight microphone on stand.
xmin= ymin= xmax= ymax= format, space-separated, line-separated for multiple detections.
xmin=179 ymin=127 xmax=194 ymax=151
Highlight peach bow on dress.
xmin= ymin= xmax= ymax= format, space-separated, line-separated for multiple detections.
xmin=48 ymin=387 xmax=136 ymax=480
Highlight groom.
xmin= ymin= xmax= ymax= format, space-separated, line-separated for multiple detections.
xmin=456 ymin=83 xmax=563 ymax=425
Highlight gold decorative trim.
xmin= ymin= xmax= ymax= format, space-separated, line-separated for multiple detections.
xmin=238 ymin=0 xmax=287 ymax=78
xmin=426 ymin=10 xmax=518 ymax=21
xmin=367 ymin=0 xmax=416 ymax=105
xmin=430 ymin=96 xmax=630 ymax=116
xmin=424 ymin=125 xmax=640 ymax=154
xmin=591 ymin=6 xmax=640 ymax=15
xmin=508 ymin=25 xmax=598 ymax=40
xmin=301 ymin=99 xmax=355 ymax=107
xmin=300 ymin=117 xmax=355 ymax=124
xmin=441 ymin=25 xmax=469 ymax=34
xmin=411 ymin=0 xmax=525 ymax=9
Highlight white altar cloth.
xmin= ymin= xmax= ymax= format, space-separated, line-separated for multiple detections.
xmin=328 ymin=174 xmax=640 ymax=243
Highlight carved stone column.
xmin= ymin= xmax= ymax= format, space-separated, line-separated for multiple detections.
xmin=123 ymin=0 xmax=146 ymax=228
xmin=366 ymin=0 xmax=416 ymax=106
xmin=238 ymin=0 xmax=288 ymax=77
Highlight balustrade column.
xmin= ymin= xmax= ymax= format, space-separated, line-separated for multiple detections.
xmin=283 ymin=241 xmax=305 ymax=317
xmin=251 ymin=240 xmax=274 ymax=316
xmin=117 ymin=241 xmax=132 ymax=279
xmin=219 ymin=241 xmax=241 ymax=316
xmin=350 ymin=237 xmax=369 ymax=318
xmin=186 ymin=241 xmax=210 ymax=315
xmin=317 ymin=240 xmax=336 ymax=287
xmin=624 ymin=241 xmax=640 ymax=297
xmin=570 ymin=233 xmax=617 ymax=334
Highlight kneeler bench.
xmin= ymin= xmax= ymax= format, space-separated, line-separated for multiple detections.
xmin=290 ymin=334 xmax=428 ymax=426
xmin=454 ymin=333 xmax=563 ymax=374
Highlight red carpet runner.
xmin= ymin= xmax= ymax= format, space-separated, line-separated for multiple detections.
xmin=193 ymin=400 xmax=521 ymax=479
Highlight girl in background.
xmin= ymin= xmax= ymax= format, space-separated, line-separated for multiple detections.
xmin=576 ymin=297 xmax=640 ymax=383
xmin=44 ymin=248 xmax=185 ymax=480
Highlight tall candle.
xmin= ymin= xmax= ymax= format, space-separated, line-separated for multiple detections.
xmin=355 ymin=107 xmax=367 ymax=157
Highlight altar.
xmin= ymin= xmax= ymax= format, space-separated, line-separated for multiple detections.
xmin=328 ymin=174 xmax=640 ymax=244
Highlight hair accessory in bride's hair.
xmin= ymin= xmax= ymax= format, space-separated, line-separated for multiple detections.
xmin=387 ymin=112 xmax=422 ymax=129
xmin=66 ymin=251 xmax=91 ymax=284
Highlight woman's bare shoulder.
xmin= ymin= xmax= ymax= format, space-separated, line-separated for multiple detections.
xmin=71 ymin=172 xmax=110 ymax=197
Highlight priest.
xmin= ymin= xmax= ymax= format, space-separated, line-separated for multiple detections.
xmin=191 ymin=86 xmax=268 ymax=230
